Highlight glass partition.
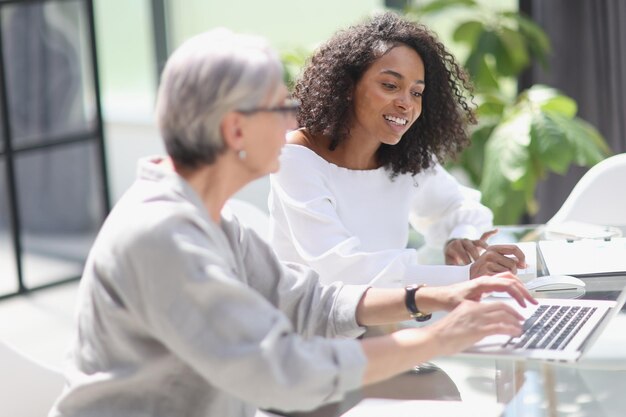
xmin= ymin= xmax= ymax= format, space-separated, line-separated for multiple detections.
xmin=0 ymin=159 xmax=19 ymax=296
xmin=0 ymin=0 xmax=108 ymax=299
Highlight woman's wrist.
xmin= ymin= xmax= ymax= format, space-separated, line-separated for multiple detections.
xmin=414 ymin=286 xmax=447 ymax=314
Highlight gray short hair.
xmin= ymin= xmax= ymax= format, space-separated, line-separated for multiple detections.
xmin=156 ymin=28 xmax=284 ymax=168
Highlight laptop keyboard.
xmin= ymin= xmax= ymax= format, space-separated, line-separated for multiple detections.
xmin=504 ymin=304 xmax=597 ymax=351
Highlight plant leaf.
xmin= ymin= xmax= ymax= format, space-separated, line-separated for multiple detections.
xmin=530 ymin=112 xmax=574 ymax=174
xmin=465 ymin=32 xmax=501 ymax=91
xmin=539 ymin=96 xmax=577 ymax=118
xmin=485 ymin=111 xmax=532 ymax=184
xmin=524 ymin=84 xmax=558 ymax=102
xmin=417 ymin=0 xmax=478 ymax=14
xmin=513 ymin=13 xmax=551 ymax=69
xmin=456 ymin=122 xmax=497 ymax=185
xmin=453 ymin=20 xmax=484 ymax=47
xmin=476 ymin=93 xmax=507 ymax=117
xmin=548 ymin=113 xmax=612 ymax=165
xmin=524 ymin=85 xmax=578 ymax=117
xmin=494 ymin=27 xmax=530 ymax=76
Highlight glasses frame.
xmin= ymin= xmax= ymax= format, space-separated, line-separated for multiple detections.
xmin=237 ymin=99 xmax=300 ymax=116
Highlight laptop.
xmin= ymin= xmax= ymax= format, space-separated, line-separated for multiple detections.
xmin=462 ymin=288 xmax=626 ymax=362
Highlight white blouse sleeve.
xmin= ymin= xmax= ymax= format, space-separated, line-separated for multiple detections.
xmin=269 ymin=151 xmax=469 ymax=287
xmin=409 ymin=164 xmax=494 ymax=248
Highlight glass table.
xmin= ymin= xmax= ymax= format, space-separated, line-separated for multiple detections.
xmin=269 ymin=225 xmax=626 ymax=417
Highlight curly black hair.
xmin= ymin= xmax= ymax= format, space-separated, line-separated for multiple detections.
xmin=294 ymin=11 xmax=476 ymax=177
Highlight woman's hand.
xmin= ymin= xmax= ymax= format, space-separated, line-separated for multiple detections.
xmin=422 ymin=273 xmax=537 ymax=355
xmin=426 ymin=299 xmax=526 ymax=356
xmin=419 ymin=272 xmax=537 ymax=313
xmin=445 ymin=229 xmax=498 ymax=265
xmin=469 ymin=245 xmax=526 ymax=278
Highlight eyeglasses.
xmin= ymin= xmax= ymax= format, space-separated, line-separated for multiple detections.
xmin=237 ymin=99 xmax=300 ymax=117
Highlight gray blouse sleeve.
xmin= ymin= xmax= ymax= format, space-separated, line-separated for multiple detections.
xmin=125 ymin=218 xmax=367 ymax=411
xmin=232 ymin=219 xmax=369 ymax=339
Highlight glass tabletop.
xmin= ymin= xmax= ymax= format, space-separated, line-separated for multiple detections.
xmin=278 ymin=225 xmax=626 ymax=417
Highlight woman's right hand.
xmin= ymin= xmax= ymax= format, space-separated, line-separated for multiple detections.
xmin=426 ymin=299 xmax=525 ymax=356
xmin=418 ymin=272 xmax=537 ymax=314
xmin=469 ymin=244 xmax=527 ymax=278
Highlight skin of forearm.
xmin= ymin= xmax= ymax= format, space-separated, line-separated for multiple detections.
xmin=355 ymin=287 xmax=448 ymax=326
xmin=359 ymin=328 xmax=440 ymax=385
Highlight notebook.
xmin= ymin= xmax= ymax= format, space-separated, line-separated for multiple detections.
xmin=461 ymin=288 xmax=626 ymax=362
xmin=538 ymin=238 xmax=626 ymax=277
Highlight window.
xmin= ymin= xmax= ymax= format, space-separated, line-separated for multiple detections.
xmin=0 ymin=0 xmax=108 ymax=298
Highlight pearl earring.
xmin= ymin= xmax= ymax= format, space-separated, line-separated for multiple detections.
xmin=238 ymin=150 xmax=247 ymax=160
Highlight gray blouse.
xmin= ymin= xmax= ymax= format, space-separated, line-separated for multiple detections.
xmin=49 ymin=157 xmax=368 ymax=417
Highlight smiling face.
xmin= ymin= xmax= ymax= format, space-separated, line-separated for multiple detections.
xmin=350 ymin=45 xmax=425 ymax=146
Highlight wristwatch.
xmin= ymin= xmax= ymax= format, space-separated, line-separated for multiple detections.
xmin=404 ymin=284 xmax=432 ymax=322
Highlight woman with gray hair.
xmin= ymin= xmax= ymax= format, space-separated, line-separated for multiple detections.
xmin=49 ymin=28 xmax=534 ymax=417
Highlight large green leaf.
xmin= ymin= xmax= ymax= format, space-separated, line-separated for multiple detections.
xmin=457 ymin=122 xmax=496 ymax=185
xmin=479 ymin=111 xmax=534 ymax=224
xmin=453 ymin=20 xmax=484 ymax=47
xmin=530 ymin=112 xmax=574 ymax=174
xmin=494 ymin=27 xmax=530 ymax=76
xmin=511 ymin=13 xmax=551 ymax=68
xmin=523 ymin=85 xmax=558 ymax=103
xmin=480 ymin=173 xmax=528 ymax=225
xmin=484 ymin=111 xmax=532 ymax=184
xmin=464 ymin=30 xmax=503 ymax=91
xmin=547 ymin=113 xmax=611 ymax=165
xmin=417 ymin=0 xmax=478 ymax=14
xmin=539 ymin=96 xmax=577 ymax=118
xmin=524 ymin=85 xmax=577 ymax=117
xmin=465 ymin=52 xmax=500 ymax=91
xmin=476 ymin=94 xmax=506 ymax=117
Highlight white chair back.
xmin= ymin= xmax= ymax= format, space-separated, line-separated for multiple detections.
xmin=548 ymin=153 xmax=626 ymax=226
xmin=0 ymin=340 xmax=64 ymax=416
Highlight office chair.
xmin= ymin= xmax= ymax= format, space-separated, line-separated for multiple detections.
xmin=0 ymin=340 xmax=64 ymax=416
xmin=548 ymin=153 xmax=626 ymax=226
xmin=224 ymin=198 xmax=271 ymax=242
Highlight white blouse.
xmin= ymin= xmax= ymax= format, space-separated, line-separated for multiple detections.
xmin=268 ymin=144 xmax=494 ymax=287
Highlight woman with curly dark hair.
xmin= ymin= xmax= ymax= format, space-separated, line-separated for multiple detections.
xmin=268 ymin=12 xmax=526 ymax=288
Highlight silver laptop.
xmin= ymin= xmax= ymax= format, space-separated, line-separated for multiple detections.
xmin=462 ymin=289 xmax=626 ymax=362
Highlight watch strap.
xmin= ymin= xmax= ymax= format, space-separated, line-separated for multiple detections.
xmin=404 ymin=284 xmax=432 ymax=322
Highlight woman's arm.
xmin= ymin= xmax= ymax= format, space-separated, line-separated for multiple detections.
xmin=354 ymin=272 xmax=534 ymax=326
xmin=360 ymin=299 xmax=524 ymax=384
xmin=269 ymin=148 xmax=471 ymax=287
xmin=409 ymin=164 xmax=494 ymax=247
xmin=356 ymin=272 xmax=535 ymax=385
xmin=409 ymin=165 xmax=526 ymax=275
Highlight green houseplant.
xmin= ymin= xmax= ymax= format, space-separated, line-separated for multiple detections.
xmin=405 ymin=0 xmax=611 ymax=224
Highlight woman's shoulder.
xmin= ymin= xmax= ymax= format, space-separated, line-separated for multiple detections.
xmin=281 ymin=130 xmax=331 ymax=171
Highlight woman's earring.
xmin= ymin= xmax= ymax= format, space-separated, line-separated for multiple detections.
xmin=238 ymin=149 xmax=247 ymax=160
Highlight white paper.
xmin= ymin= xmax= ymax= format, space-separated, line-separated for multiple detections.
xmin=539 ymin=238 xmax=626 ymax=276
xmin=514 ymin=241 xmax=537 ymax=282
xmin=545 ymin=221 xmax=622 ymax=240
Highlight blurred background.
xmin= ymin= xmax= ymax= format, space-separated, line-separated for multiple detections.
xmin=0 ymin=0 xmax=624 ymax=299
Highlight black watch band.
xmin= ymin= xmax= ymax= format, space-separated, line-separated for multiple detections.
xmin=404 ymin=284 xmax=432 ymax=322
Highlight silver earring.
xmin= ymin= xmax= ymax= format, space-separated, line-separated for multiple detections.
xmin=238 ymin=150 xmax=247 ymax=160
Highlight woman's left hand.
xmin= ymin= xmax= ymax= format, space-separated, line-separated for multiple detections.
xmin=444 ymin=229 xmax=498 ymax=265
xmin=425 ymin=272 xmax=537 ymax=312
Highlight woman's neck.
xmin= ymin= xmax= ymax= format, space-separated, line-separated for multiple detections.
xmin=171 ymin=156 xmax=247 ymax=223
xmin=295 ymin=128 xmax=380 ymax=170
